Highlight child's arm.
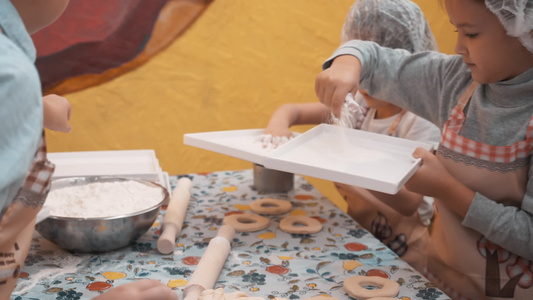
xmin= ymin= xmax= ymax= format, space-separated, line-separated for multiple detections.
xmin=264 ymin=102 xmax=331 ymax=137
xmin=43 ymin=94 xmax=71 ymax=133
xmin=463 ymin=163 xmax=533 ymax=261
xmin=92 ymin=279 xmax=177 ymax=300
xmin=406 ymin=147 xmax=475 ymax=217
xmin=317 ymin=40 xmax=533 ymax=259
xmin=338 ymin=183 xmax=425 ymax=217
xmin=368 ymin=188 xmax=426 ymax=217
xmin=408 ymin=147 xmax=533 ymax=260
xmin=317 ymin=40 xmax=465 ymax=128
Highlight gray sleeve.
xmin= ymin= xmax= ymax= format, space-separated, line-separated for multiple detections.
xmin=463 ymin=167 xmax=533 ymax=261
xmin=323 ymin=39 xmax=533 ymax=260
xmin=323 ymin=40 xmax=470 ymax=129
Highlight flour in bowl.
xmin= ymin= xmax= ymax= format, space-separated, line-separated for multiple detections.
xmin=45 ymin=180 xmax=164 ymax=218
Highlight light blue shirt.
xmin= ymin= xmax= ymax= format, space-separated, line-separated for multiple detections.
xmin=0 ymin=0 xmax=43 ymax=217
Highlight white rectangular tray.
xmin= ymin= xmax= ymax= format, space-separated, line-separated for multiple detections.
xmin=48 ymin=149 xmax=163 ymax=185
xmin=264 ymin=124 xmax=433 ymax=194
xmin=184 ymin=124 xmax=433 ymax=194
xmin=184 ymin=129 xmax=277 ymax=165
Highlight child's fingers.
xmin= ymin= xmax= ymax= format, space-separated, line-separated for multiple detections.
xmin=412 ymin=147 xmax=432 ymax=161
xmin=314 ymin=75 xmax=322 ymax=103
xmin=332 ymin=87 xmax=356 ymax=118
xmin=315 ymin=72 xmax=336 ymax=108
xmin=92 ymin=280 xmax=178 ymax=300
xmin=137 ymin=285 xmax=178 ymax=300
xmin=257 ymin=134 xmax=273 ymax=149
xmin=257 ymin=133 xmax=291 ymax=149
xmin=127 ymin=279 xmax=164 ymax=290
xmin=315 ymin=76 xmax=329 ymax=108
xmin=329 ymin=87 xmax=343 ymax=118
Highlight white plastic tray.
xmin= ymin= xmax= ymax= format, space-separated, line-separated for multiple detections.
xmin=264 ymin=124 xmax=433 ymax=194
xmin=184 ymin=129 xmax=277 ymax=165
xmin=47 ymin=150 xmax=170 ymax=190
xmin=184 ymin=124 xmax=434 ymax=194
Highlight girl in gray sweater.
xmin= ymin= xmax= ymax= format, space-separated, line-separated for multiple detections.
xmin=315 ymin=0 xmax=533 ymax=299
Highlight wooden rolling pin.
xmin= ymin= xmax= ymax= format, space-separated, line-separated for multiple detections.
xmin=157 ymin=177 xmax=193 ymax=254
xmin=183 ymin=225 xmax=235 ymax=300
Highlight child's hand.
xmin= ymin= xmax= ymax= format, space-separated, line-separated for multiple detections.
xmin=406 ymin=147 xmax=474 ymax=217
xmin=43 ymin=94 xmax=71 ymax=133
xmin=257 ymin=133 xmax=292 ymax=149
xmin=261 ymin=107 xmax=296 ymax=148
xmin=315 ymin=55 xmax=361 ymax=118
xmin=92 ymin=279 xmax=178 ymax=300
xmin=263 ymin=126 xmax=293 ymax=139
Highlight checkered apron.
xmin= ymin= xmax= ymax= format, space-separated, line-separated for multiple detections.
xmin=425 ymin=81 xmax=533 ymax=300
xmin=0 ymin=133 xmax=55 ymax=299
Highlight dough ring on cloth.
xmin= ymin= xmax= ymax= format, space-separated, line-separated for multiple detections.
xmin=223 ymin=213 xmax=270 ymax=232
xmin=279 ymin=215 xmax=322 ymax=234
xmin=250 ymin=198 xmax=292 ymax=215
xmin=343 ymin=276 xmax=399 ymax=299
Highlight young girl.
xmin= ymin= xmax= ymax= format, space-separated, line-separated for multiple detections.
xmin=315 ymin=0 xmax=533 ymax=299
xmin=262 ymin=0 xmax=440 ymax=273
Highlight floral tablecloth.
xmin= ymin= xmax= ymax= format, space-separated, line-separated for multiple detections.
xmin=12 ymin=170 xmax=449 ymax=300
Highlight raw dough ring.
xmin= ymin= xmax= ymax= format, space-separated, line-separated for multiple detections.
xmin=250 ymin=198 xmax=292 ymax=215
xmin=279 ymin=215 xmax=322 ymax=234
xmin=343 ymin=276 xmax=399 ymax=299
xmin=223 ymin=213 xmax=270 ymax=232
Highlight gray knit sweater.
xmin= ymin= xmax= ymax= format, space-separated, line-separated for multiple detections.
xmin=324 ymin=40 xmax=533 ymax=260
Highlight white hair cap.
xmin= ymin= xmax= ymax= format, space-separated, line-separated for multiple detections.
xmin=341 ymin=0 xmax=438 ymax=52
xmin=485 ymin=0 xmax=533 ymax=53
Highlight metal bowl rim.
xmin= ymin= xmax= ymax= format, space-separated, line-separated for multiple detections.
xmin=45 ymin=176 xmax=170 ymax=221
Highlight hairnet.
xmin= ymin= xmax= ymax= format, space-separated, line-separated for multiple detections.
xmin=485 ymin=0 xmax=533 ymax=53
xmin=341 ymin=0 xmax=438 ymax=52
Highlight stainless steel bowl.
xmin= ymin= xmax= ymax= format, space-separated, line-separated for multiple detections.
xmin=35 ymin=176 xmax=169 ymax=253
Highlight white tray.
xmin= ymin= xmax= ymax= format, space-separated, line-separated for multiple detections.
xmin=47 ymin=150 xmax=168 ymax=189
xmin=184 ymin=129 xmax=277 ymax=165
xmin=184 ymin=124 xmax=434 ymax=194
xmin=264 ymin=124 xmax=433 ymax=194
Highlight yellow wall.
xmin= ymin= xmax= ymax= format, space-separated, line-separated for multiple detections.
xmin=46 ymin=0 xmax=456 ymax=210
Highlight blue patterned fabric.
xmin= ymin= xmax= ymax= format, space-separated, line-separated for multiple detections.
xmin=13 ymin=170 xmax=448 ymax=299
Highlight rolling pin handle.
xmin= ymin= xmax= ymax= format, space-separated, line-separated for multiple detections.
xmin=157 ymin=177 xmax=193 ymax=254
xmin=217 ymin=224 xmax=235 ymax=242
xmin=157 ymin=223 xmax=180 ymax=254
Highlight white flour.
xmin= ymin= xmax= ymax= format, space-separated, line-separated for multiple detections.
xmin=330 ymin=93 xmax=365 ymax=129
xmin=328 ymin=93 xmax=365 ymax=154
xmin=13 ymin=254 xmax=85 ymax=295
xmin=46 ymin=181 xmax=164 ymax=218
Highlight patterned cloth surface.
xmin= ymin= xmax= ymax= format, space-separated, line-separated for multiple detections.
xmin=12 ymin=170 xmax=449 ymax=300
